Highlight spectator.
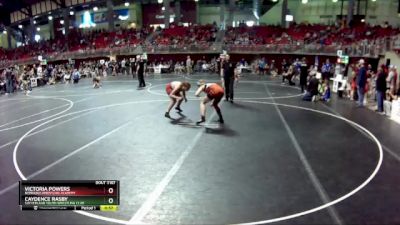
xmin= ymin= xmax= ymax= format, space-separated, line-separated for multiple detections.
xmin=356 ymin=60 xmax=367 ymax=107
xmin=72 ymin=69 xmax=80 ymax=84
xmin=186 ymin=56 xmax=192 ymax=75
xmin=121 ymin=58 xmax=127 ymax=75
xmin=303 ymin=73 xmax=320 ymax=101
xmin=376 ymin=66 xmax=387 ymax=114
xmin=387 ymin=65 xmax=398 ymax=100
xmin=282 ymin=65 xmax=295 ymax=86
xmin=299 ymin=57 xmax=308 ymax=93
xmin=5 ymin=67 xmax=13 ymax=95
xmin=321 ymin=59 xmax=332 ymax=80
xmin=320 ymin=79 xmax=331 ymax=102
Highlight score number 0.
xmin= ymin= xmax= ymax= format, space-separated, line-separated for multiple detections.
xmin=108 ymin=188 xmax=114 ymax=204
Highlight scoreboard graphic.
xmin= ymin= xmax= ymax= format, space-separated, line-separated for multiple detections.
xmin=19 ymin=180 xmax=119 ymax=211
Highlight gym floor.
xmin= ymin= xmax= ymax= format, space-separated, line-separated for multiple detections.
xmin=0 ymin=73 xmax=399 ymax=225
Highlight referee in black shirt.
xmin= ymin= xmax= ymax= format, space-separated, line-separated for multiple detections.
xmin=299 ymin=57 xmax=308 ymax=93
xmin=221 ymin=55 xmax=236 ymax=103
xmin=136 ymin=57 xmax=146 ymax=88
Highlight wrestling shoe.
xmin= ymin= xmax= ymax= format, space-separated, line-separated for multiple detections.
xmin=196 ymin=116 xmax=206 ymax=125
xmin=175 ymin=107 xmax=183 ymax=112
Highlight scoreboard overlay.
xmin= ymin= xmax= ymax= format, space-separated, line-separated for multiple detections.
xmin=19 ymin=180 xmax=119 ymax=211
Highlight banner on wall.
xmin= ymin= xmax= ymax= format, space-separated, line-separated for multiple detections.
xmin=81 ymin=9 xmax=130 ymax=24
xmin=93 ymin=13 xmax=107 ymax=23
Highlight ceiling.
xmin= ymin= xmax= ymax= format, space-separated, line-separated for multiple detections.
xmin=0 ymin=0 xmax=277 ymax=27
xmin=0 ymin=0 xmax=43 ymax=25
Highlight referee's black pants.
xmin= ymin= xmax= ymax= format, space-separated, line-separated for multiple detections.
xmin=138 ymin=73 xmax=146 ymax=87
xmin=224 ymin=76 xmax=234 ymax=101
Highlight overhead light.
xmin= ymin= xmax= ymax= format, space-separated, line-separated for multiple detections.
xmin=246 ymin=21 xmax=255 ymax=27
xmin=125 ymin=2 xmax=130 ymax=6
xmin=162 ymin=6 xmax=165 ymax=10
xmin=332 ymin=0 xmax=338 ymax=2
xmin=48 ymin=15 xmax=53 ymax=20
xmin=285 ymin=15 xmax=294 ymax=22
xmin=372 ymin=0 xmax=376 ymax=1
xmin=195 ymin=0 xmax=198 ymax=2
xmin=302 ymin=0 xmax=308 ymax=4
xmin=2 ymin=30 xmax=7 ymax=34
xmin=118 ymin=15 xmax=129 ymax=20
xmin=33 ymin=20 xmax=37 ymax=24
xmin=60 ymin=20 xmax=64 ymax=25
xmin=34 ymin=34 xmax=41 ymax=42
xmin=158 ymin=0 xmax=163 ymax=3
xmin=361 ymin=19 xmax=365 ymax=22
xmin=37 ymin=27 xmax=41 ymax=31
xmin=93 ymin=6 xmax=98 ymax=11
xmin=70 ymin=11 xmax=74 ymax=15
xmin=18 ymin=25 xmax=23 ymax=29
xmin=272 ymin=0 xmax=278 ymax=2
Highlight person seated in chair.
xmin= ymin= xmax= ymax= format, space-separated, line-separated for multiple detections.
xmin=320 ymin=79 xmax=331 ymax=102
xmin=303 ymin=73 xmax=320 ymax=102
xmin=282 ymin=65 xmax=295 ymax=86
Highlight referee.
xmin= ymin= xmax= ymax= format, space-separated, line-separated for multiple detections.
xmin=221 ymin=55 xmax=236 ymax=103
xmin=136 ymin=56 xmax=146 ymax=88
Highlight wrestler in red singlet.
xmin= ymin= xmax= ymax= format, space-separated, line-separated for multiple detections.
xmin=165 ymin=81 xmax=191 ymax=118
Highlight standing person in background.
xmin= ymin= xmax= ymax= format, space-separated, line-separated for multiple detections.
xmin=21 ymin=70 xmax=30 ymax=95
xmin=126 ymin=59 xmax=131 ymax=75
xmin=222 ymin=55 xmax=236 ymax=103
xmin=72 ymin=69 xmax=80 ymax=84
xmin=112 ymin=61 xmax=117 ymax=76
xmin=5 ymin=67 xmax=13 ymax=95
xmin=356 ymin=60 xmax=367 ymax=107
xmin=334 ymin=63 xmax=344 ymax=78
xmin=258 ymin=58 xmax=266 ymax=75
xmin=136 ymin=56 xmax=146 ymax=88
xmin=293 ymin=58 xmax=301 ymax=76
xmin=346 ymin=64 xmax=355 ymax=99
xmin=321 ymin=59 xmax=332 ymax=80
xmin=376 ymin=66 xmax=387 ymax=114
xmin=281 ymin=59 xmax=289 ymax=75
xmin=299 ymin=57 xmax=308 ymax=93
xmin=131 ymin=58 xmax=136 ymax=78
xmin=0 ymin=70 xmax=5 ymax=94
xmin=269 ymin=60 xmax=278 ymax=77
xmin=121 ymin=58 xmax=127 ymax=75
xmin=387 ymin=65 xmax=398 ymax=100
xmin=186 ymin=56 xmax=192 ymax=75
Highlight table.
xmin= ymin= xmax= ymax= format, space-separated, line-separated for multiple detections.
xmin=149 ymin=65 xmax=170 ymax=74
xmin=238 ymin=65 xmax=251 ymax=73
xmin=391 ymin=100 xmax=400 ymax=124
